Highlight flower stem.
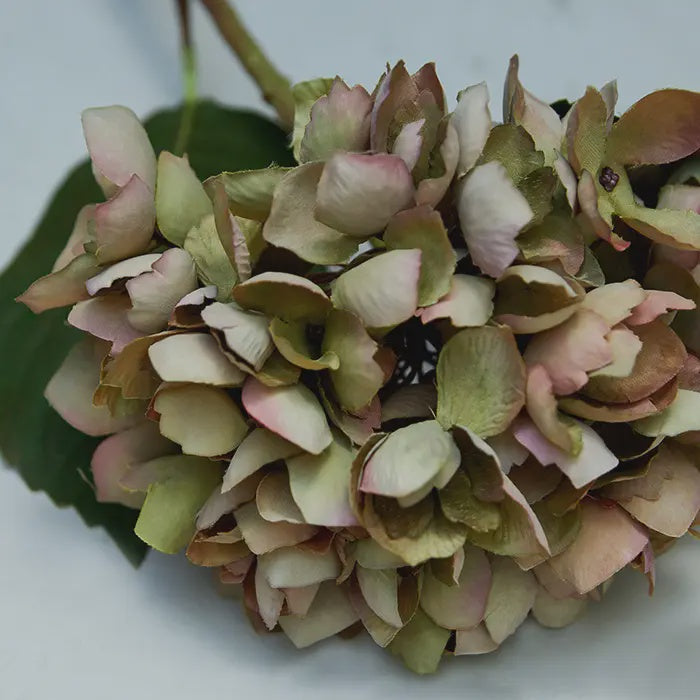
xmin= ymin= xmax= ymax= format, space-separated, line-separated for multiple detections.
xmin=198 ymin=0 xmax=294 ymax=131
xmin=174 ymin=0 xmax=198 ymax=155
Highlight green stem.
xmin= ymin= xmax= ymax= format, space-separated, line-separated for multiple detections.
xmin=198 ymin=0 xmax=294 ymax=131
xmin=174 ymin=0 xmax=198 ymax=155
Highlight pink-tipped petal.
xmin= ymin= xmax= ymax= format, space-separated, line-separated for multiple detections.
xmin=626 ymin=290 xmax=696 ymax=326
xmin=68 ymin=296 xmax=141 ymax=355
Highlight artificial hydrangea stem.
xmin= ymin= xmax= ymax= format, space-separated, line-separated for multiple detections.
xmin=198 ymin=0 xmax=294 ymax=131
xmin=174 ymin=0 xmax=198 ymax=155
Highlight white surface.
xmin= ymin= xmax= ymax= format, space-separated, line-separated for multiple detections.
xmin=1 ymin=1 xmax=699 ymax=698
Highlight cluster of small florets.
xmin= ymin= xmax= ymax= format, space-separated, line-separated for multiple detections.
xmin=20 ymin=56 xmax=700 ymax=673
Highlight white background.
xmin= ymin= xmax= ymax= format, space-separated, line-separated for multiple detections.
xmin=1 ymin=1 xmax=699 ymax=698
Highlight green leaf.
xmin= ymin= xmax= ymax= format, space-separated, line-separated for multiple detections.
xmin=0 ymin=100 xmax=293 ymax=565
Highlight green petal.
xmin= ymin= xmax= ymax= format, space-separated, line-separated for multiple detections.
xmin=633 ymin=389 xmax=700 ymax=437
xmin=389 ymin=608 xmax=449 ymax=675
xmin=134 ymin=455 xmax=221 ymax=554
xmin=384 ymin=206 xmax=456 ymax=306
xmin=436 ymin=326 xmax=526 ymax=437
xmin=155 ymin=151 xmax=212 ymax=246
xmin=269 ymin=317 xmax=339 ymax=371
xmin=184 ymin=214 xmax=238 ymax=301
xmin=322 ymin=309 xmax=385 ymax=414
xmin=290 ymin=77 xmax=335 ymax=162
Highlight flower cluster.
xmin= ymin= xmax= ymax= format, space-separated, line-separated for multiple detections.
xmin=19 ymin=57 xmax=700 ymax=673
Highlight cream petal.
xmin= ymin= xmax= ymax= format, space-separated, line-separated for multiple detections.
xmin=85 ymin=253 xmax=160 ymax=295
xmin=418 ymin=274 xmax=495 ymax=328
xmin=222 ymin=427 xmax=300 ymax=492
xmin=454 ymin=624 xmax=499 ymax=655
xmin=68 ymin=296 xmax=141 ymax=355
xmin=452 ymin=82 xmax=492 ymax=175
xmin=255 ymin=564 xmax=285 ymax=630
xmin=548 ymin=499 xmax=648 ymax=594
xmin=331 ymin=249 xmax=422 ymax=330
xmin=90 ymin=174 xmax=155 ymax=264
xmin=589 ymin=326 xmax=642 ymax=379
xmin=483 ymin=556 xmax=538 ymax=644
xmin=354 ymin=538 xmax=408 ymax=570
xmin=356 ymin=566 xmax=403 ymax=628
xmin=283 ymin=584 xmax=320 ymax=617
xmin=347 ymin=579 xmax=400 ymax=647
xmin=234 ymin=501 xmax=318 ymax=555
xmin=316 ymin=153 xmax=415 ymax=237
xmin=148 ymin=333 xmax=245 ymax=386
xmin=278 ymin=581 xmax=359 ymax=648
xmin=81 ymin=105 xmax=156 ymax=196
xmin=126 ymin=248 xmax=198 ymax=333
xmin=360 ymin=420 xmax=460 ymax=499
xmin=241 ymin=378 xmax=332 ymax=455
xmin=52 ymin=205 xmax=94 ymax=272
xmin=421 ymin=545 xmax=491 ymax=629
xmin=45 ymin=338 xmax=141 ymax=437
xmin=582 ymin=280 xmax=647 ymax=326
xmin=392 ymin=118 xmax=425 ymax=171
xmin=201 ymin=302 xmax=273 ymax=371
xmin=532 ymin=588 xmax=587 ymax=628
xmin=457 ymin=160 xmax=534 ymax=278
xmin=153 ymin=384 xmax=248 ymax=457
xmin=259 ymin=547 xmax=340 ymax=589
xmin=255 ymin=471 xmax=305 ymax=524
xmin=414 ymin=121 xmax=460 ymax=208
xmin=626 ymin=290 xmax=696 ymax=326
xmin=287 ymin=436 xmax=359 ymax=527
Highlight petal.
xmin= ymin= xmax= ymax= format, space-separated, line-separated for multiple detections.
xmin=126 ymin=248 xmax=198 ymax=333
xmin=525 ymin=364 xmax=582 ymax=454
xmin=261 ymin=163 xmax=358 ymax=264
xmin=588 ymin=326 xmax=643 ymax=379
xmin=604 ymin=444 xmax=700 ymax=538
xmin=234 ymin=501 xmax=318 ymax=555
xmin=582 ymin=280 xmax=646 ymax=326
xmin=133 ymin=455 xmax=221 ymax=553
xmin=148 ymin=333 xmax=245 ymax=386
xmin=607 ymin=89 xmax=700 ymax=165
xmin=68 ymin=295 xmax=141 ymax=355
xmin=155 ymin=152 xmax=212 ymax=246
xmin=91 ymin=421 xmax=177 ymax=507
xmin=269 ymin=317 xmax=339 ymax=371
xmin=205 ymin=166 xmax=292 ymax=221
xmin=421 ymin=545 xmax=491 ymax=629
xmin=153 ymin=384 xmax=248 ymax=457
xmin=299 ymin=78 xmax=372 ymax=162
xmin=315 ymin=153 xmax=415 ymax=237
xmin=548 ymin=498 xmax=648 ymax=594
xmin=658 ymin=183 xmax=700 ymax=214
xmin=254 ymin=564 xmax=285 ymax=630
xmin=388 ymin=608 xmax=450 ymax=675
xmin=454 ymin=624 xmax=498 ymax=655
xmin=452 ymin=82 xmax=492 ymax=175
xmin=513 ymin=417 xmax=618 ymax=488
xmin=287 ymin=435 xmax=359 ymax=527
xmin=85 ymin=253 xmax=160 ymax=295
xmin=391 ymin=119 xmax=425 ymax=171
xmin=532 ymin=588 xmax=587 ymax=628
xmin=241 ymin=378 xmax=332 ymax=455
xmin=348 ymin=579 xmax=400 ymax=647
xmin=457 ymin=160 xmax=534 ymax=277
xmin=436 ymin=326 xmax=525 ymax=437
xmin=356 ymin=567 xmax=403 ymax=628
xmin=201 ymin=302 xmax=273 ymax=372
xmin=233 ymin=271 xmax=331 ymax=324
xmin=523 ymin=310 xmax=613 ymax=395
xmin=278 ymin=581 xmax=359 ymax=649
xmin=384 ymin=206 xmax=456 ymax=306
xmin=290 ymin=77 xmax=335 ymax=161
xmin=360 ymin=420 xmax=459 ymax=499
xmin=418 ymin=274 xmax=495 ymax=328
xmin=52 ymin=204 xmax=94 ymax=272
xmin=577 ymin=170 xmax=630 ymax=251
xmin=45 ymin=338 xmax=141 ymax=437
xmin=627 ymin=290 xmax=696 ymax=326
xmin=415 ymin=121 xmax=460 ymax=208
xmin=381 ymin=384 xmax=437 ymax=424
xmin=17 ymin=253 xmax=99 ymax=313
xmin=258 ymin=546 xmax=341 ymax=588
xmin=321 ymin=309 xmax=385 ymax=414
xmin=222 ymin=427 xmax=300 ymax=492
xmin=255 ymin=472 xmax=305 ymax=524
xmin=331 ymin=249 xmax=422 ymax=330
xmin=89 ymin=174 xmax=155 ymax=264
xmin=483 ymin=556 xmax=538 ymax=644
xmin=283 ymin=584 xmax=320 ymax=617
xmin=81 ymin=105 xmax=156 ymax=196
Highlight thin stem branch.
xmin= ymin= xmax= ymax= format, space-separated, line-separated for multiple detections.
xmin=198 ymin=0 xmax=294 ymax=131
xmin=174 ymin=0 xmax=198 ymax=154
